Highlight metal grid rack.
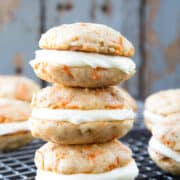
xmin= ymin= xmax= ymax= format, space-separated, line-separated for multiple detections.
xmin=0 ymin=102 xmax=179 ymax=180
xmin=0 ymin=130 xmax=179 ymax=180
xmin=0 ymin=130 xmax=180 ymax=180
xmin=123 ymin=130 xmax=179 ymax=180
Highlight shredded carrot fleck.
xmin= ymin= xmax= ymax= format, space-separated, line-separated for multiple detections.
xmin=0 ymin=116 xmax=7 ymax=123
xmin=69 ymin=105 xmax=80 ymax=109
xmin=92 ymin=67 xmax=104 ymax=80
xmin=80 ymin=23 xmax=87 ymax=27
xmin=73 ymin=36 xmax=79 ymax=41
xmin=87 ymin=150 xmax=103 ymax=160
xmin=87 ymin=153 xmax=96 ymax=160
xmin=112 ymin=135 xmax=118 ymax=139
xmin=162 ymin=135 xmax=166 ymax=141
xmin=92 ymin=70 xmax=99 ymax=80
xmin=61 ymin=98 xmax=70 ymax=107
xmin=105 ymin=104 xmax=124 ymax=109
xmin=0 ymin=104 xmax=9 ymax=109
xmin=20 ymin=110 xmax=28 ymax=117
xmin=108 ymin=164 xmax=117 ymax=170
xmin=119 ymin=36 xmax=123 ymax=45
xmin=63 ymin=65 xmax=74 ymax=78
xmin=15 ymin=83 xmax=29 ymax=100
xmin=59 ymin=153 xmax=65 ymax=159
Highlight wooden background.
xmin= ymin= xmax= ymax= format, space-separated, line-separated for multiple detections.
xmin=0 ymin=0 xmax=179 ymax=99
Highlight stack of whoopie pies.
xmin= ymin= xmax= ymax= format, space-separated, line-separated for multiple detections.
xmin=29 ymin=23 xmax=139 ymax=179
xmin=0 ymin=76 xmax=39 ymax=152
xmin=144 ymin=89 xmax=180 ymax=175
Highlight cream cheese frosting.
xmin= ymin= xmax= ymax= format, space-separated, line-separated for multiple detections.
xmin=36 ymin=160 xmax=139 ymax=180
xmin=149 ymin=137 xmax=180 ymax=162
xmin=0 ymin=121 xmax=29 ymax=135
xmin=30 ymin=50 xmax=136 ymax=74
xmin=144 ymin=110 xmax=164 ymax=123
xmin=30 ymin=108 xmax=135 ymax=124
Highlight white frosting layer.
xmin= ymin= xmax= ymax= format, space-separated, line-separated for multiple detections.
xmin=0 ymin=121 xmax=29 ymax=135
xmin=36 ymin=160 xmax=139 ymax=180
xmin=30 ymin=50 xmax=136 ymax=74
xmin=144 ymin=110 xmax=164 ymax=123
xmin=149 ymin=137 xmax=180 ymax=162
xmin=31 ymin=108 xmax=135 ymax=124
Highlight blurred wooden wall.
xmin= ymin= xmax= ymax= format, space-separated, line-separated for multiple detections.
xmin=0 ymin=0 xmax=179 ymax=99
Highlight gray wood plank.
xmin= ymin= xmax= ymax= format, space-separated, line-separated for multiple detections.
xmin=144 ymin=0 xmax=180 ymax=96
xmin=44 ymin=0 xmax=140 ymax=97
xmin=0 ymin=0 xmax=179 ymax=98
xmin=0 ymin=0 xmax=40 ymax=83
xmin=45 ymin=0 xmax=93 ymax=29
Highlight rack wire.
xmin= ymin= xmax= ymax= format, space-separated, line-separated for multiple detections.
xmin=0 ymin=102 xmax=179 ymax=179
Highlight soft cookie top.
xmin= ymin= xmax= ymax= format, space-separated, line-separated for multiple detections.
xmin=0 ymin=75 xmax=40 ymax=102
xmin=31 ymin=85 xmax=131 ymax=110
xmin=30 ymin=86 xmax=135 ymax=145
xmin=39 ymin=23 xmax=134 ymax=57
xmin=145 ymin=89 xmax=180 ymax=116
xmin=31 ymin=23 xmax=135 ymax=87
xmin=0 ymin=98 xmax=31 ymax=123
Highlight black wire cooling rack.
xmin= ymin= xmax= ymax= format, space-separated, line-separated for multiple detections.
xmin=0 ymin=102 xmax=179 ymax=180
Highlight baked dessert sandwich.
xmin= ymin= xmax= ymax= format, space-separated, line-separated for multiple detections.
xmin=118 ymin=88 xmax=137 ymax=112
xmin=30 ymin=23 xmax=136 ymax=87
xmin=0 ymin=75 xmax=39 ymax=151
xmin=35 ymin=140 xmax=139 ymax=180
xmin=148 ymin=118 xmax=180 ymax=175
xmin=0 ymin=98 xmax=32 ymax=151
xmin=29 ymin=85 xmax=135 ymax=144
xmin=144 ymin=89 xmax=180 ymax=131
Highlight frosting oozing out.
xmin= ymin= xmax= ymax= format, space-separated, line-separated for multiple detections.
xmin=149 ymin=137 xmax=180 ymax=162
xmin=36 ymin=160 xmax=139 ymax=180
xmin=30 ymin=50 xmax=136 ymax=74
xmin=0 ymin=121 xmax=29 ymax=135
xmin=30 ymin=108 xmax=135 ymax=124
